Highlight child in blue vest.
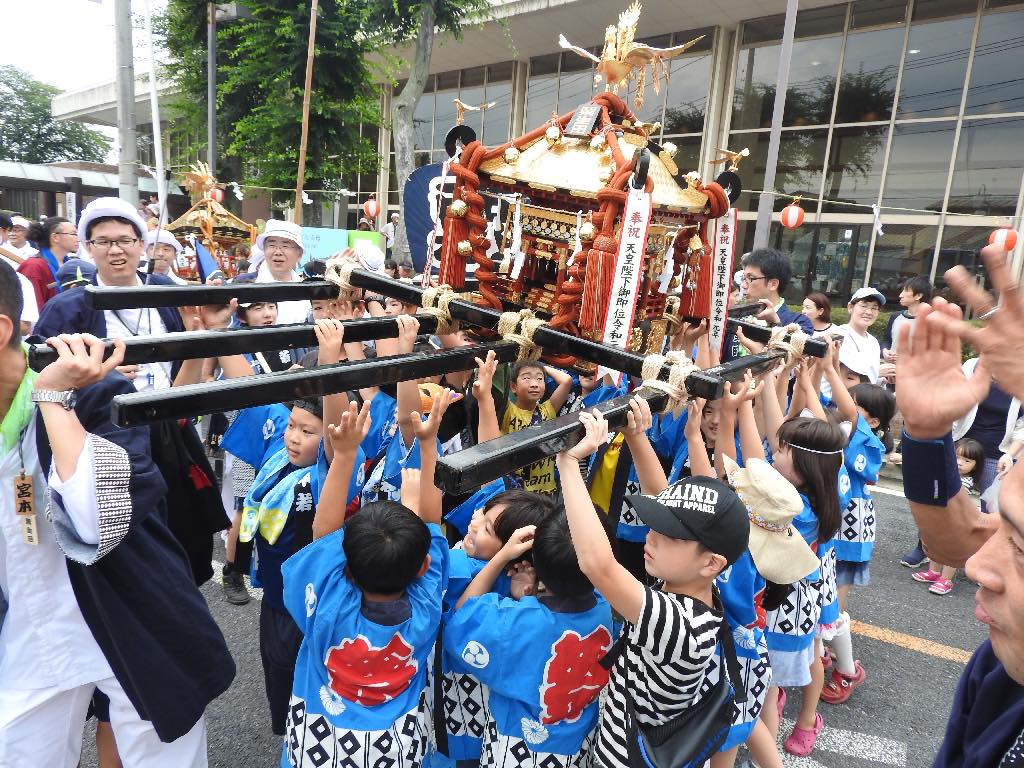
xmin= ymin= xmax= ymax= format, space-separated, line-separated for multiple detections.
xmin=758 ymin=367 xmax=846 ymax=758
xmin=439 ymin=488 xmax=557 ymax=763
xmin=445 ymin=507 xmax=614 ymax=768
xmin=819 ymin=371 xmax=893 ymax=705
xmin=281 ymin=396 xmax=449 ymax=768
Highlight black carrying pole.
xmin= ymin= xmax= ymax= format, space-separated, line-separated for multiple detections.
xmin=112 ymin=341 xmax=517 ymax=427
xmin=434 ymin=347 xmax=794 ymax=494
xmin=27 ymin=316 xmax=441 ymax=371
xmin=726 ymin=317 xmax=828 ymax=357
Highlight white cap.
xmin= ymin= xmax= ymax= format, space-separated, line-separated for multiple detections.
xmin=77 ymin=197 xmax=147 ymax=243
xmin=849 ymin=286 xmax=885 ymax=306
xmin=255 ymin=219 xmax=304 ymax=253
xmin=352 ymin=239 xmax=386 ymax=273
xmin=144 ymin=228 xmax=183 ymax=255
xmin=10 ymin=216 xmax=30 ymax=229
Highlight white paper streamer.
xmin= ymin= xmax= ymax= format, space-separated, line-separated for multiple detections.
xmin=871 ymin=204 xmax=884 ymax=236
xmin=657 ymin=229 xmax=680 ymax=294
xmin=568 ymin=210 xmax=583 ymax=267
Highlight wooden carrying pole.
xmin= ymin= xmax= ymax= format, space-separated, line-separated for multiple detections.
xmin=293 ymin=0 xmax=319 ymax=224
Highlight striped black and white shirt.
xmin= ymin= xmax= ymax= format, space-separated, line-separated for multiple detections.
xmin=595 ymin=587 xmax=722 ymax=767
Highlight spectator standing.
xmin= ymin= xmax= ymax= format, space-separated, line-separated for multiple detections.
xmin=7 ymin=216 xmax=39 ymax=260
xmin=253 ymin=220 xmax=311 ymax=325
xmin=381 ymin=212 xmax=400 ymax=257
xmin=801 ymin=292 xmax=834 ymax=334
xmin=145 ymin=229 xmax=189 ymax=285
xmin=20 ymin=217 xmax=79 ymax=309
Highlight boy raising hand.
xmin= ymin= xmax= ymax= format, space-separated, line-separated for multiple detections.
xmin=556 ymin=405 xmax=750 ymax=767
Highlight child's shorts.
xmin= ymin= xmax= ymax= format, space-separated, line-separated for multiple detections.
xmin=767 ymin=643 xmax=816 ymax=688
xmin=836 ymin=559 xmax=870 ymax=588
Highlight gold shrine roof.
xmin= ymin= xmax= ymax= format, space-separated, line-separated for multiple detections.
xmin=478 ymin=131 xmax=708 ymax=213
xmin=167 ymin=198 xmax=254 ymax=239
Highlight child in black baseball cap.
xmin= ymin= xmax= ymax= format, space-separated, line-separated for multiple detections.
xmin=555 ymin=402 xmax=750 ymax=768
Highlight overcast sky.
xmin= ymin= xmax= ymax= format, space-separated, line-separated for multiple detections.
xmin=3 ymin=0 xmax=167 ymax=92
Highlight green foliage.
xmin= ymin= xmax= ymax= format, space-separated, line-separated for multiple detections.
xmin=0 ymin=66 xmax=111 ymax=164
xmin=161 ymin=0 xmax=381 ymax=207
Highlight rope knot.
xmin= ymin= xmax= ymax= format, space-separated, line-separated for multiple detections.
xmin=419 ymin=284 xmax=462 ymax=336
xmin=767 ymin=323 xmax=809 ymax=365
xmin=640 ymin=351 xmax=699 ymax=415
xmin=323 ymin=256 xmax=359 ymax=296
xmin=497 ymin=309 xmax=545 ymax=361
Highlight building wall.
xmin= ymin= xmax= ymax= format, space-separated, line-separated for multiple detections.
xmin=382 ymin=0 xmax=1024 ymax=300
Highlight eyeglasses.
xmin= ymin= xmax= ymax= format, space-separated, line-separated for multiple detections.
xmin=87 ymin=237 xmax=141 ymax=251
xmin=55 ymin=231 xmax=79 ymax=238
xmin=264 ymin=241 xmax=300 ymax=253
xmin=740 ymin=274 xmax=766 ymax=285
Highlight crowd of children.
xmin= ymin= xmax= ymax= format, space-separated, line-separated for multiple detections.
xmin=184 ymin=241 xmax=948 ymax=768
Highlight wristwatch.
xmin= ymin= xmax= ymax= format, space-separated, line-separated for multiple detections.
xmin=31 ymin=390 xmax=78 ymax=410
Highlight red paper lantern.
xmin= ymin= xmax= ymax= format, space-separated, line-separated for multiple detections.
xmin=780 ymin=203 xmax=805 ymax=229
xmin=989 ymin=228 xmax=1019 ymax=252
xmin=210 ymin=187 xmax=225 ymax=203
xmin=363 ymin=195 xmax=380 ymax=221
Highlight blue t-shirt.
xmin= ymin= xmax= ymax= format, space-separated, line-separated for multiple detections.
xmin=362 ymin=392 xmax=398 ymax=461
xmin=835 ymin=414 xmax=884 ymax=563
xmin=445 ymin=592 xmax=613 ymax=759
xmin=221 ymin=403 xmax=291 ymax=469
xmin=282 ymin=523 xmax=449 ymax=738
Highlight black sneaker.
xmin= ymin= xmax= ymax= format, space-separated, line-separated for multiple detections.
xmin=222 ymin=565 xmax=251 ymax=605
xmin=900 ymin=542 xmax=928 ymax=568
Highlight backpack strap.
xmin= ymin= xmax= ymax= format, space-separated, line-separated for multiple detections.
xmin=712 ymin=585 xmax=747 ymax=704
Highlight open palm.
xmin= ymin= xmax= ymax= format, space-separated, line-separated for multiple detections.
xmin=895 ymin=303 xmax=990 ymax=438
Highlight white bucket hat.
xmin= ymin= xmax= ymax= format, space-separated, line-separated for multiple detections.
xmin=77 ymin=197 xmax=147 ymax=243
xmin=722 ymin=455 xmax=820 ymax=584
xmin=144 ymin=228 xmax=183 ymax=255
xmin=256 ymin=219 xmax=304 ymax=253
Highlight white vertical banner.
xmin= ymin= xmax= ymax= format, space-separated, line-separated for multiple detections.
xmin=596 ymin=183 xmax=653 ymax=385
xmin=65 ymin=192 xmax=77 ymax=225
xmin=708 ymin=207 xmax=738 ymax=356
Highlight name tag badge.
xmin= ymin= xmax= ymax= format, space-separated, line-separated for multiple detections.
xmin=15 ymin=472 xmax=37 ymax=546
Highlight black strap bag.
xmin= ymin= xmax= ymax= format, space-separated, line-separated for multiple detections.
xmin=602 ymin=586 xmax=746 ymax=768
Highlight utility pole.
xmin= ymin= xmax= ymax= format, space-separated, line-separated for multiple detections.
xmin=207 ymin=2 xmax=217 ymax=177
xmin=115 ymin=0 xmax=138 ymax=204
xmin=753 ymin=0 xmax=798 ymax=249
xmin=293 ymin=0 xmax=319 ymax=225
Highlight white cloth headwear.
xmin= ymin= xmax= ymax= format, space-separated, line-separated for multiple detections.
xmin=77 ymin=197 xmax=147 ymax=242
xmin=10 ymin=216 xmax=31 ymax=229
xmin=256 ymin=219 xmax=304 ymax=253
xmin=144 ymin=228 xmax=183 ymax=255
xmin=352 ymin=238 xmax=386 ymax=273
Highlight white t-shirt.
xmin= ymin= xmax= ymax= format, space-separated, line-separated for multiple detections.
xmin=382 ymin=221 xmax=396 ymax=249
xmin=17 ymin=273 xmax=38 ymax=327
xmin=254 ymin=262 xmax=311 ymax=325
xmin=837 ymin=324 xmax=880 ymax=383
xmin=97 ymin=275 xmax=172 ymax=391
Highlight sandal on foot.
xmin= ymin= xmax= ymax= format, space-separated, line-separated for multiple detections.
xmin=784 ymin=712 xmax=824 ymax=757
xmin=820 ymin=660 xmax=866 ymax=705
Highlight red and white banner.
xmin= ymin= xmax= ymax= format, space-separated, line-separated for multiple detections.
xmin=597 ymin=184 xmax=653 ymax=385
xmin=708 ymin=208 xmax=737 ymax=356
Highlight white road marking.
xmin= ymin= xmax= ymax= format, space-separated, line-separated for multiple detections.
xmin=869 ymin=484 xmax=905 ymax=499
xmin=779 ymin=718 xmax=908 ymax=766
xmin=211 ymin=559 xmax=264 ymax=601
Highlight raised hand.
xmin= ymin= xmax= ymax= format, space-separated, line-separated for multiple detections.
xmin=411 ymin=388 xmax=454 ymax=442
xmin=498 ymin=525 xmax=537 ymax=564
xmin=395 ymin=314 xmax=420 ymax=355
xmin=561 ymin=408 xmax=609 ymax=461
xmin=36 ymin=334 xmax=126 ymax=393
xmin=326 ymin=401 xmax=372 ymax=456
xmin=400 ymin=468 xmax=421 ymax=514
xmin=472 ymin=349 xmax=498 ymax=399
xmin=930 ymin=246 xmax=1024 ymax=401
xmin=896 ymin=301 xmax=991 ymax=439
xmin=620 ymin=396 xmax=654 ymax=438
xmin=314 ymin=318 xmax=346 ymax=366
xmin=684 ymin=398 xmax=705 ymax=442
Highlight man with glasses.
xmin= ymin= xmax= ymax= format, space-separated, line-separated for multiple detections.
xmin=253 ymin=219 xmax=311 ymax=324
xmin=6 ymin=216 xmax=38 ymax=260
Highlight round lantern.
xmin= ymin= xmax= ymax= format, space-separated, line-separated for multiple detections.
xmin=363 ymin=195 xmax=380 ymax=221
xmin=780 ymin=203 xmax=805 ymax=229
xmin=989 ymin=228 xmax=1019 ymax=252
xmin=210 ymin=187 xmax=225 ymax=203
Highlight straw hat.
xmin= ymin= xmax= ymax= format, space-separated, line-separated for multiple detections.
xmin=721 ymin=455 xmax=819 ymax=584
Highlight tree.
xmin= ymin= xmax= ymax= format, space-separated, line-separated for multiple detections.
xmin=161 ymin=0 xmax=381 ymax=224
xmin=0 ymin=66 xmax=111 ymax=164
xmin=386 ymin=0 xmax=493 ymax=264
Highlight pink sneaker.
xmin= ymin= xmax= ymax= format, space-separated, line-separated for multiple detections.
xmin=820 ymin=660 xmax=866 ymax=705
xmin=784 ymin=712 xmax=824 ymax=756
xmin=929 ymin=577 xmax=954 ymax=595
xmin=912 ymin=569 xmax=942 ymax=583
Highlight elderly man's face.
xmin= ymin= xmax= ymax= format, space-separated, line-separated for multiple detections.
xmin=88 ymin=220 xmax=143 ymax=286
xmin=263 ymin=236 xmax=302 ymax=280
xmin=966 ymin=466 xmax=1024 ymax=683
xmin=8 ymin=226 xmax=27 ymax=247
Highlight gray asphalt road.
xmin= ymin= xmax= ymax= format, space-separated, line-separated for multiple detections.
xmin=80 ymin=489 xmax=988 ymax=768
